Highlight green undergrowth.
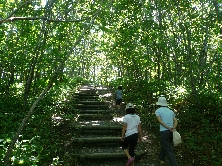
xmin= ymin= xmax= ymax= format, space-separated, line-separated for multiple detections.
xmin=0 ymin=80 xmax=83 ymax=165
xmin=136 ymin=93 xmax=222 ymax=165
xmin=1 ymin=80 xmax=221 ymax=165
xmin=109 ymin=78 xmax=222 ymax=165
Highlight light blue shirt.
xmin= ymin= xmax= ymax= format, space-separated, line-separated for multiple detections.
xmin=115 ymin=90 xmax=122 ymax=99
xmin=155 ymin=107 xmax=175 ymax=131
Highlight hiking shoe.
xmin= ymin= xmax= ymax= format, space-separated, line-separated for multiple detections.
xmin=126 ymin=157 xmax=134 ymax=166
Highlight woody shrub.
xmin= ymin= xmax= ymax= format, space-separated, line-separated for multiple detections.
xmin=176 ymin=91 xmax=222 ymax=165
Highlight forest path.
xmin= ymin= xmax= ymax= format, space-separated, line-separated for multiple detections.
xmin=55 ymin=84 xmax=173 ymax=166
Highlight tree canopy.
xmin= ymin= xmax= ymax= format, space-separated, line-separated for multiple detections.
xmin=1 ymin=0 xmax=221 ymax=93
xmin=0 ymin=0 xmax=222 ymax=165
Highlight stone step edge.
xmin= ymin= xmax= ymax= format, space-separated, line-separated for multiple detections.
xmin=79 ymin=110 xmax=109 ymax=113
xmin=73 ymin=93 xmax=99 ymax=96
xmin=74 ymin=105 xmax=108 ymax=108
xmin=77 ymin=101 xmax=106 ymax=104
xmin=78 ymin=114 xmax=112 ymax=117
xmin=73 ymin=151 xmax=145 ymax=159
xmin=76 ymin=125 xmax=121 ymax=130
xmin=73 ymin=137 xmax=120 ymax=143
xmin=73 ymin=109 xmax=109 ymax=112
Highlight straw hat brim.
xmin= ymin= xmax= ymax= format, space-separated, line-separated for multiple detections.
xmin=156 ymin=102 xmax=168 ymax=106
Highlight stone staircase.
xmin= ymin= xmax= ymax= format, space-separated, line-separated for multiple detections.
xmin=71 ymin=84 xmax=145 ymax=166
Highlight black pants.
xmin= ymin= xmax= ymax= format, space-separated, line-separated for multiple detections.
xmin=159 ymin=130 xmax=178 ymax=166
xmin=116 ymin=99 xmax=122 ymax=105
xmin=122 ymin=133 xmax=138 ymax=157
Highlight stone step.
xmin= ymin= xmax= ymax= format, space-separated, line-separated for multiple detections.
xmin=78 ymin=89 xmax=97 ymax=94
xmin=77 ymin=125 xmax=121 ymax=130
xmin=68 ymin=84 xmax=145 ymax=165
xmin=79 ymin=87 xmax=95 ymax=90
xmin=73 ymin=151 xmax=145 ymax=160
xmin=74 ymin=104 xmax=108 ymax=109
xmin=78 ymin=114 xmax=113 ymax=120
xmin=74 ymin=91 xmax=99 ymax=97
xmin=73 ymin=136 xmax=120 ymax=143
xmin=78 ymin=98 xmax=99 ymax=101
xmin=79 ymin=130 xmax=120 ymax=135
xmin=73 ymin=93 xmax=99 ymax=97
xmin=78 ymin=109 xmax=108 ymax=114
xmin=77 ymin=101 xmax=106 ymax=105
xmin=77 ymin=124 xmax=121 ymax=135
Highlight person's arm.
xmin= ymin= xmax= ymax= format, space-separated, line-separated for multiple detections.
xmin=121 ymin=123 xmax=127 ymax=141
xmin=156 ymin=116 xmax=170 ymax=130
xmin=173 ymin=116 xmax=178 ymax=129
xmin=138 ymin=123 xmax=142 ymax=141
xmin=114 ymin=91 xmax=116 ymax=99
xmin=156 ymin=116 xmax=178 ymax=132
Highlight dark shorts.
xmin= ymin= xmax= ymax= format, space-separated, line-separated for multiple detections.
xmin=122 ymin=133 xmax=138 ymax=157
xmin=116 ymin=99 xmax=122 ymax=105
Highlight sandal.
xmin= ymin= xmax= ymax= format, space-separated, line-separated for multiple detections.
xmin=125 ymin=157 xmax=134 ymax=166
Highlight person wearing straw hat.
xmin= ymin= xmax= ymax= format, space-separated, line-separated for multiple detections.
xmin=121 ymin=103 xmax=142 ymax=166
xmin=155 ymin=96 xmax=178 ymax=166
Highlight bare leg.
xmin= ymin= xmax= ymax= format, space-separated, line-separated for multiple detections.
xmin=123 ymin=149 xmax=131 ymax=159
xmin=124 ymin=149 xmax=135 ymax=166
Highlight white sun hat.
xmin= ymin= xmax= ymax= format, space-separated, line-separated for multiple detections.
xmin=156 ymin=97 xmax=168 ymax=106
xmin=125 ymin=103 xmax=134 ymax=109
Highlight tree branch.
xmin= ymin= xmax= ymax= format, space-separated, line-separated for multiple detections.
xmin=0 ymin=16 xmax=88 ymax=24
xmin=0 ymin=0 xmax=31 ymax=23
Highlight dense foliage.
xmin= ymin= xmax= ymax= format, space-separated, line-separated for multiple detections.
xmin=110 ymin=78 xmax=222 ymax=165
xmin=0 ymin=0 xmax=222 ymax=165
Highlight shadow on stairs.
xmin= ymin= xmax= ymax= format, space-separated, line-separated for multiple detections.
xmin=67 ymin=83 xmax=146 ymax=166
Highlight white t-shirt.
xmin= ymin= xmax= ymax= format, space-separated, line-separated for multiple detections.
xmin=123 ymin=114 xmax=141 ymax=137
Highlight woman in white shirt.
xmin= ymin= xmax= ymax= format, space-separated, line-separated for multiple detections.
xmin=121 ymin=103 xmax=142 ymax=166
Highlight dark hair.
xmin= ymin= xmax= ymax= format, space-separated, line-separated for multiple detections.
xmin=118 ymin=86 xmax=122 ymax=90
xmin=126 ymin=108 xmax=135 ymax=114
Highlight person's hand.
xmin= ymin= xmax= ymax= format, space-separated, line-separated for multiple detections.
xmin=169 ymin=128 xmax=175 ymax=132
xmin=121 ymin=137 xmax=124 ymax=141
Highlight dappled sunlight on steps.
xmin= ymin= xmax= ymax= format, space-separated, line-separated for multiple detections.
xmin=53 ymin=84 xmax=181 ymax=166
xmin=69 ymin=84 xmax=146 ymax=165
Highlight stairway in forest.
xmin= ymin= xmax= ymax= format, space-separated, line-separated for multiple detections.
xmin=71 ymin=83 xmax=145 ymax=166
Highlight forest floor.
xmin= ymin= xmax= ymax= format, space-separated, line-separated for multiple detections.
xmin=108 ymin=110 xmax=188 ymax=166
xmin=55 ymin=107 xmax=192 ymax=166
xmin=55 ymin=86 xmax=192 ymax=166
